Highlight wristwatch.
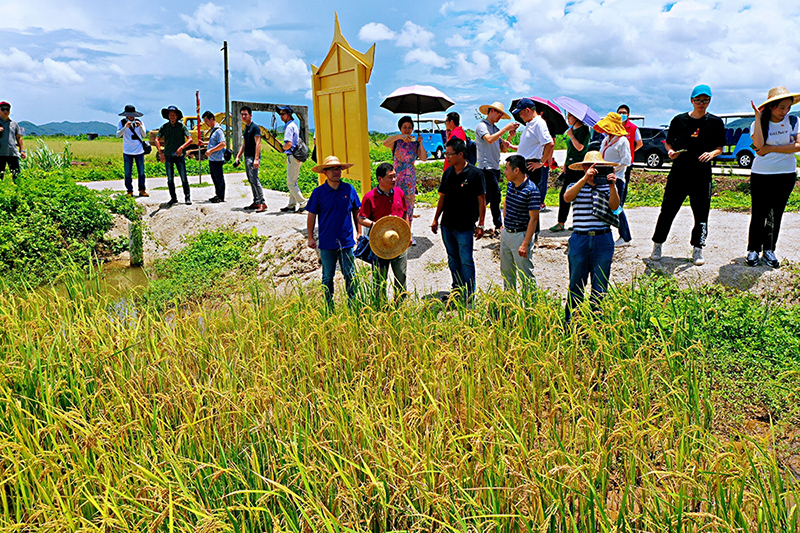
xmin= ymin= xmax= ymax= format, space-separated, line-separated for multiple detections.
xmin=476 ymin=225 xmax=484 ymax=230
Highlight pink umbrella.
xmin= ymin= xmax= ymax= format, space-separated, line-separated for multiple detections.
xmin=510 ymin=96 xmax=568 ymax=137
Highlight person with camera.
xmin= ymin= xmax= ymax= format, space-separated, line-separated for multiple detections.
xmin=0 ymin=101 xmax=25 ymax=180
xmin=116 ymin=105 xmax=149 ymax=197
xmin=198 ymin=111 xmax=227 ymax=203
xmin=278 ymin=105 xmax=307 ymax=213
xmin=595 ymin=112 xmax=632 ymax=246
xmin=562 ymin=151 xmax=620 ymax=323
xmin=155 ymin=106 xmax=194 ymax=206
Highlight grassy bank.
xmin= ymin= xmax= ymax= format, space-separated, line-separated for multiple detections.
xmin=0 ymin=262 xmax=798 ymax=530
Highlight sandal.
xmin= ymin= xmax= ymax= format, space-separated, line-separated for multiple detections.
xmin=549 ymin=222 xmax=565 ymax=232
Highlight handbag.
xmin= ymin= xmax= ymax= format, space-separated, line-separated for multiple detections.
xmin=292 ymin=138 xmax=309 ymax=162
xmin=591 ymin=187 xmax=620 ymax=227
xmin=354 ymin=235 xmax=378 ymax=265
xmin=129 ymin=126 xmax=152 ymax=155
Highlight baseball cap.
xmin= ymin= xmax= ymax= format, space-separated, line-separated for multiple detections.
xmin=511 ymin=98 xmax=535 ymax=114
xmin=0 ymin=101 xmax=10 ymax=108
xmin=277 ymin=105 xmax=294 ymax=115
xmin=691 ymin=84 xmax=712 ymax=98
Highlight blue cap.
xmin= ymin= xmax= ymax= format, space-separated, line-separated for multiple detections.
xmin=511 ymin=98 xmax=535 ymax=114
xmin=691 ymin=84 xmax=712 ymax=98
xmin=277 ymin=105 xmax=294 ymax=115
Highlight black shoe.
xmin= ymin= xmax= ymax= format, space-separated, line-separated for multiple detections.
xmin=167 ymin=198 xmax=178 ymax=206
xmin=762 ymin=250 xmax=780 ymax=268
xmin=208 ymin=196 xmax=219 ymax=203
xmin=746 ymin=250 xmax=759 ymax=267
xmin=185 ymin=199 xmax=192 ymax=205
xmin=280 ymin=205 xmax=295 ymax=212
xmin=295 ymin=207 xmax=306 ymax=214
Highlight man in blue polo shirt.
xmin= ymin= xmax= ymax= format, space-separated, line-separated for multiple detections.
xmin=306 ymin=155 xmax=362 ymax=309
xmin=500 ymin=155 xmax=540 ymax=291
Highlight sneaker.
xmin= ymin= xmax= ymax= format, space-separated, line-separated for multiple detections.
xmin=295 ymin=206 xmax=306 ymax=214
xmin=692 ymin=247 xmax=705 ymax=266
xmin=746 ymin=250 xmax=759 ymax=267
xmin=167 ymin=198 xmax=178 ymax=206
xmin=185 ymin=198 xmax=192 ymax=206
xmin=412 ymin=237 xmax=417 ymax=246
xmin=650 ymin=242 xmax=662 ymax=261
xmin=762 ymin=250 xmax=780 ymax=268
xmin=139 ymin=190 xmax=149 ymax=197
xmin=615 ymin=237 xmax=631 ymax=247
xmin=255 ymin=203 xmax=267 ymax=213
xmin=280 ymin=205 xmax=295 ymax=212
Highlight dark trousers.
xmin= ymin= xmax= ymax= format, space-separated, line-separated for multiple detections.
xmin=164 ymin=156 xmax=190 ymax=200
xmin=557 ymin=168 xmax=584 ymax=223
xmin=652 ymin=171 xmax=712 ymax=248
xmin=566 ymin=231 xmax=614 ymax=322
xmin=481 ymin=168 xmax=503 ymax=228
xmin=123 ymin=153 xmax=146 ymax=193
xmin=747 ymin=172 xmax=796 ymax=252
xmin=0 ymin=156 xmax=20 ymax=179
xmin=209 ymin=160 xmax=226 ymax=200
xmin=615 ymin=178 xmax=631 ymax=242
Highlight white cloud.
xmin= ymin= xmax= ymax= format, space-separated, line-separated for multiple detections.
xmin=496 ymin=52 xmax=530 ymax=92
xmin=180 ymin=2 xmax=226 ymax=40
xmin=446 ymin=34 xmax=472 ymax=47
xmin=455 ymin=51 xmax=491 ymax=81
xmin=396 ymin=21 xmax=435 ymax=48
xmin=404 ymin=49 xmax=448 ymax=68
xmin=0 ymin=47 xmax=84 ymax=84
xmin=359 ymin=22 xmax=396 ymax=41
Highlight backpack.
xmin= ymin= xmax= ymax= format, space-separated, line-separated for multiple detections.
xmin=790 ymin=114 xmax=798 ymax=130
xmin=464 ymin=137 xmax=477 ymax=165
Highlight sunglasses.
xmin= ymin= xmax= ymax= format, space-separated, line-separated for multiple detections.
xmin=692 ymin=98 xmax=711 ymax=104
xmin=0 ymin=107 xmax=10 ymax=112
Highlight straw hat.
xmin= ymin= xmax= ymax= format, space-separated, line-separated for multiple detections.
xmin=758 ymin=86 xmax=800 ymax=110
xmin=568 ymin=151 xmax=616 ymax=171
xmin=312 ymin=155 xmax=354 ymax=174
xmin=370 ymin=215 xmax=411 ymax=260
xmin=478 ymin=101 xmax=511 ymax=120
xmin=593 ymin=112 xmax=628 ymax=137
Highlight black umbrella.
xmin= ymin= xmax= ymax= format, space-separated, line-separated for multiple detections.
xmin=510 ymin=97 xmax=568 ymax=137
xmin=381 ymin=85 xmax=455 ymax=132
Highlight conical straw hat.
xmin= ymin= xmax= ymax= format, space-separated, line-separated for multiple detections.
xmin=478 ymin=101 xmax=511 ymax=120
xmin=370 ymin=216 xmax=411 ymax=260
xmin=758 ymin=86 xmax=800 ymax=110
xmin=568 ymin=150 xmax=616 ymax=171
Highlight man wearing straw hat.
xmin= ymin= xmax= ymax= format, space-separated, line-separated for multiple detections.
xmin=358 ymin=162 xmax=411 ymax=303
xmin=116 ymin=105 xmax=149 ymax=197
xmin=155 ymin=106 xmax=193 ymax=206
xmin=476 ymin=101 xmax=519 ymax=234
xmin=306 ymin=155 xmax=362 ymax=310
xmin=651 ymin=84 xmax=725 ymax=266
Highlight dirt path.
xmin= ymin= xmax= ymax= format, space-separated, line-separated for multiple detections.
xmin=84 ymin=173 xmax=800 ymax=300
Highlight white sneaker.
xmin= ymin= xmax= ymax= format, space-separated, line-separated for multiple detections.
xmin=650 ymin=242 xmax=662 ymax=260
xmin=615 ymin=237 xmax=631 ymax=247
xmin=692 ymin=247 xmax=705 ymax=266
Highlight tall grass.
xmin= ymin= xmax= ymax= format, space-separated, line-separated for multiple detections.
xmin=0 ymin=272 xmax=798 ymax=531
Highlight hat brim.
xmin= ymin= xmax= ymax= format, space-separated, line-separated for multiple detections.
xmin=370 ymin=216 xmax=411 ymax=259
xmin=311 ymin=162 xmax=354 ymax=173
xmin=119 ymin=111 xmax=143 ymax=118
xmin=568 ymin=160 xmax=615 ymax=171
xmin=758 ymin=93 xmax=800 ymax=110
xmin=161 ymin=108 xmax=184 ymax=120
xmin=479 ymin=104 xmax=511 ymax=120
xmin=593 ymin=122 xmax=628 ymax=138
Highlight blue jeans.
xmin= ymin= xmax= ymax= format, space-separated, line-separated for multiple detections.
xmin=566 ymin=231 xmax=614 ymax=322
xmin=319 ymin=248 xmax=356 ymax=309
xmin=615 ymin=179 xmax=631 ymax=242
xmin=441 ymin=226 xmax=476 ymax=301
xmin=164 ymin=156 xmax=190 ymax=200
xmin=123 ymin=153 xmax=146 ymax=193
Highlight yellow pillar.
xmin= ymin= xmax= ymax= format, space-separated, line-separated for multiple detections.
xmin=311 ymin=14 xmax=375 ymax=195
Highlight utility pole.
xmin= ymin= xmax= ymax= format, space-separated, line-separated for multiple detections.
xmin=222 ymin=41 xmax=231 ymax=150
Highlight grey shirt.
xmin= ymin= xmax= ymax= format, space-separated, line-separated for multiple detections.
xmin=0 ymin=119 xmax=21 ymax=157
xmin=475 ymin=119 xmax=500 ymax=170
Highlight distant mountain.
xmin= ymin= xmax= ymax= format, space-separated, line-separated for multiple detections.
xmin=18 ymin=121 xmax=117 ymax=136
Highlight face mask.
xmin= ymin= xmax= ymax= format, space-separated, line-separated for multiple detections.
xmin=619 ymin=114 xmax=628 ymax=123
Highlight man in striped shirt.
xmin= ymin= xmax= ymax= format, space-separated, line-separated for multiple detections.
xmin=563 ymin=153 xmax=620 ymax=322
xmin=500 ymin=155 xmax=540 ymax=290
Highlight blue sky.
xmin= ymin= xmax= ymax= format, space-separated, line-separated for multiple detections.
xmin=2 ymin=0 xmax=800 ymax=132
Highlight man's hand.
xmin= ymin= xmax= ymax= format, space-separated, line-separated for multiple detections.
xmin=254 ymin=159 xmax=260 ymax=170
xmin=19 ymin=150 xmax=26 ymax=160
xmin=755 ymin=145 xmax=772 ymax=156
xmin=307 ymin=236 xmax=317 ymax=249
xmin=175 ymin=147 xmax=183 ymax=156
xmin=475 ymin=227 xmax=484 ymax=239
xmin=430 ymin=219 xmax=438 ymax=234
xmin=667 ymin=149 xmax=681 ymax=160
xmin=607 ymin=173 xmax=617 ymax=184
xmin=698 ymin=152 xmax=715 ymax=163
xmin=518 ymin=241 xmax=530 ymax=258
xmin=527 ymin=161 xmax=543 ymax=171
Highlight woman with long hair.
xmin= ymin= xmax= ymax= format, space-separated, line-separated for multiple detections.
xmin=746 ymin=87 xmax=800 ymax=268
xmin=383 ymin=115 xmax=427 ymax=243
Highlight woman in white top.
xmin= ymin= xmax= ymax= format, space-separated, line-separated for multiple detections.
xmin=595 ymin=113 xmax=632 ymax=246
xmin=747 ymin=87 xmax=800 ymax=268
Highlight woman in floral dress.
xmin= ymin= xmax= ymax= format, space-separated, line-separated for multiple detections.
xmin=383 ymin=115 xmax=427 ymax=243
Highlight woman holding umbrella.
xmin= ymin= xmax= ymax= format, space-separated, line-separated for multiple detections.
xmin=383 ymin=115 xmax=427 ymax=243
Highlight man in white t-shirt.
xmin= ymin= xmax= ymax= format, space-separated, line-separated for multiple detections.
xmin=116 ymin=105 xmax=149 ymax=197
xmin=278 ymin=106 xmax=307 ymax=213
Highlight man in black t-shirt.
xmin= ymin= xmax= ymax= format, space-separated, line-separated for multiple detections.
xmin=234 ymin=106 xmax=266 ymax=212
xmin=651 ymin=84 xmax=725 ymax=266
xmin=431 ymin=138 xmax=486 ymax=303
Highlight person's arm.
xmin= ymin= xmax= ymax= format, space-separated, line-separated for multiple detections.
xmin=306 ymin=212 xmax=317 ymax=249
xmin=383 ymin=134 xmax=413 ymax=147
xmin=608 ymin=174 xmax=620 ymax=211
xmin=564 ymin=171 xmax=591 ymax=203
xmin=116 ymin=122 xmax=126 ymax=138
xmin=430 ymin=193 xmax=445 ymax=234
xmin=254 ymin=135 xmax=261 ymax=169
xmin=475 ymin=194 xmax=486 ymax=239
xmin=566 ymin=127 xmax=584 ymax=151
xmin=634 ymin=139 xmax=643 ymax=153
xmin=482 ymin=122 xmax=518 ymax=145
xmin=154 ymin=131 xmax=164 ymax=157
xmin=417 ymin=141 xmax=427 ymax=161
xmin=698 ymin=146 xmax=722 ymax=163
xmin=16 ymin=131 xmax=25 ymax=159
xmin=541 ymin=142 xmax=555 ymax=166
xmin=756 ymin=140 xmax=800 ymax=155
xmin=206 ymin=138 xmax=226 ymax=155
xmin=750 ymin=101 xmax=765 ymax=149
xmin=352 ymin=208 xmax=362 ymax=239
xmin=175 ymin=136 xmax=193 ymax=156
xmin=519 ymin=209 xmax=539 ymax=258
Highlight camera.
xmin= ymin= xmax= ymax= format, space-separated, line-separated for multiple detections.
xmin=593 ymin=166 xmax=612 ymax=186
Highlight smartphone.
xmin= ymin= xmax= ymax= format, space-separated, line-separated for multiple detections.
xmin=232 ymin=160 xmax=240 ymax=168
xmin=594 ymin=166 xmax=612 ymax=186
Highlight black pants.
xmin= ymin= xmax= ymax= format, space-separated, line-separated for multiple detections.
xmin=0 ymin=156 xmax=20 ymax=179
xmin=557 ymin=168 xmax=584 ymax=223
xmin=209 ymin=160 xmax=226 ymax=201
xmin=652 ymin=170 xmax=712 ymax=248
xmin=481 ymin=168 xmax=502 ymax=229
xmin=747 ymin=172 xmax=796 ymax=252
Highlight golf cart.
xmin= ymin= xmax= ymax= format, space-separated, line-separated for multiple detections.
xmin=414 ymin=118 xmax=447 ymax=159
